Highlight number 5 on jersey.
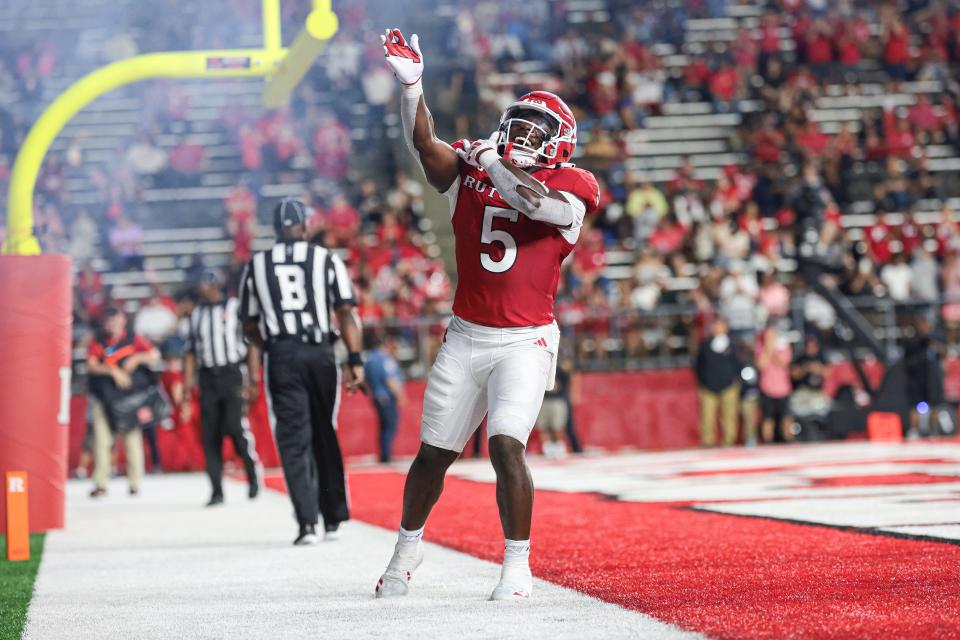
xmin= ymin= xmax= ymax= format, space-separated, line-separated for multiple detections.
xmin=480 ymin=206 xmax=519 ymax=273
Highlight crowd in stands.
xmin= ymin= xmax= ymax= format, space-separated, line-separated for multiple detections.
xmin=4 ymin=0 xmax=960 ymax=391
xmin=0 ymin=1 xmax=451 ymax=357
xmin=406 ymin=0 xmax=960 ymax=370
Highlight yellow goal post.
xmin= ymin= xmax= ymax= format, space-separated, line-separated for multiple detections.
xmin=2 ymin=0 xmax=337 ymax=255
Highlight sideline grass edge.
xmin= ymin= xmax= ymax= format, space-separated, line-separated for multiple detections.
xmin=0 ymin=534 xmax=46 ymax=640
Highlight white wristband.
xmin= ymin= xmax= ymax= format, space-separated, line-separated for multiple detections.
xmin=400 ymin=80 xmax=424 ymax=162
xmin=401 ymin=79 xmax=423 ymax=97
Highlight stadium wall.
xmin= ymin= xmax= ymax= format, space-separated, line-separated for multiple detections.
xmin=67 ymin=360 xmax=960 ymax=471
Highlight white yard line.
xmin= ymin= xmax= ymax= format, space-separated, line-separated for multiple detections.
xmin=24 ymin=474 xmax=702 ymax=640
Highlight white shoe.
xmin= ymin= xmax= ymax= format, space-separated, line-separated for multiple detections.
xmin=323 ymin=523 xmax=341 ymax=541
xmin=293 ymin=525 xmax=319 ymax=546
xmin=544 ymin=441 xmax=567 ymax=460
xmin=490 ymin=563 xmax=532 ymax=601
xmin=375 ymin=544 xmax=424 ymax=598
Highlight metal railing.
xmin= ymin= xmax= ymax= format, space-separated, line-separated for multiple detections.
xmin=363 ymin=295 xmax=960 ymax=378
xmin=70 ymin=295 xmax=960 ymax=384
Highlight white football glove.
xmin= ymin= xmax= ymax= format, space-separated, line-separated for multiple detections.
xmin=455 ymin=138 xmax=500 ymax=170
xmin=381 ymin=28 xmax=423 ymax=86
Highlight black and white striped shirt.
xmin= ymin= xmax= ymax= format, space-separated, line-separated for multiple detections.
xmin=188 ymin=297 xmax=246 ymax=369
xmin=239 ymin=241 xmax=356 ymax=344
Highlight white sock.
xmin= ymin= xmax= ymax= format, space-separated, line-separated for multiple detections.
xmin=397 ymin=526 xmax=424 ymax=552
xmin=504 ymin=538 xmax=530 ymax=567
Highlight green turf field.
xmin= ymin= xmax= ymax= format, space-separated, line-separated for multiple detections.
xmin=0 ymin=534 xmax=45 ymax=640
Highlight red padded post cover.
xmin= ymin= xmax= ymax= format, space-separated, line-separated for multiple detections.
xmin=0 ymin=255 xmax=72 ymax=532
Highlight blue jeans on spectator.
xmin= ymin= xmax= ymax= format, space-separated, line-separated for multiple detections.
xmin=374 ymin=396 xmax=399 ymax=463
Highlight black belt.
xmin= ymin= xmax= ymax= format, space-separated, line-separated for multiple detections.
xmin=199 ymin=363 xmax=242 ymax=373
xmin=270 ymin=331 xmax=335 ymax=346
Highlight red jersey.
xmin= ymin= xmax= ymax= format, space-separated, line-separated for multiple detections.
xmin=88 ymin=331 xmax=154 ymax=367
xmin=448 ymin=161 xmax=599 ymax=327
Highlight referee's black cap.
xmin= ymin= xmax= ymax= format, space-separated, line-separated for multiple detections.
xmin=273 ymin=197 xmax=308 ymax=234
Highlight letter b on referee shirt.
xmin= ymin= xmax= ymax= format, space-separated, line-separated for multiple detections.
xmin=276 ymin=264 xmax=308 ymax=310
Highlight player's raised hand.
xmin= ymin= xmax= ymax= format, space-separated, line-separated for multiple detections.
xmin=455 ymin=137 xmax=499 ymax=170
xmin=381 ymin=28 xmax=423 ymax=86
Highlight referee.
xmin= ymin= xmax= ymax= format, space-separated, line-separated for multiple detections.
xmin=240 ymin=198 xmax=364 ymax=545
xmin=183 ymin=269 xmax=261 ymax=506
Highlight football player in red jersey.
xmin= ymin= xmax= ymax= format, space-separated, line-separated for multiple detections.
xmin=374 ymin=29 xmax=599 ymax=602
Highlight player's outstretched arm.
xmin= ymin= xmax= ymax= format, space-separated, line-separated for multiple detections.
xmin=381 ymin=28 xmax=459 ymax=193
xmin=457 ymin=139 xmax=585 ymax=229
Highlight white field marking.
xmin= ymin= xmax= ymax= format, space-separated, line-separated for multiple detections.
xmin=696 ymin=494 xmax=960 ymax=529
xmin=23 ymin=474 xmax=704 ymax=640
xmin=881 ymin=524 xmax=960 ymax=539
xmin=447 ymin=441 xmax=960 ymax=542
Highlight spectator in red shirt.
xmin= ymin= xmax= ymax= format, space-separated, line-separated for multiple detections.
xmin=77 ymin=262 xmax=108 ymax=322
xmin=791 ymin=11 xmax=813 ymax=61
xmin=899 ymin=208 xmax=923 ymax=257
xmin=682 ymin=56 xmax=712 ymax=101
xmin=708 ymin=66 xmax=739 ymax=112
xmin=239 ymin=124 xmax=262 ymax=171
xmin=787 ymin=65 xmax=818 ymax=95
xmin=887 ymin=118 xmax=916 ymax=158
xmin=732 ymin=27 xmax=758 ymax=74
xmin=883 ymin=18 xmax=912 ymax=81
xmin=909 ymin=95 xmax=942 ymax=140
xmin=867 ymin=214 xmax=895 ymax=265
xmin=356 ymin=288 xmax=384 ymax=324
xmin=837 ymin=20 xmax=864 ymax=77
xmin=758 ymin=12 xmax=782 ymax=57
xmin=86 ymin=307 xmax=161 ymax=497
xmin=313 ymin=112 xmax=351 ymax=179
xmin=753 ymin=118 xmax=786 ymax=163
xmin=648 ymin=215 xmax=687 ymax=256
xmin=165 ymin=141 xmax=207 ymax=187
xmin=571 ymin=223 xmax=606 ymax=288
xmin=805 ymin=19 xmax=834 ymax=78
xmin=225 ymin=179 xmax=257 ymax=264
xmin=324 ymin=194 xmax=360 ymax=248
xmin=795 ymin=121 xmax=831 ymax=159
xmin=829 ymin=122 xmax=858 ymax=159
xmin=581 ymin=284 xmax=612 ymax=348
xmin=668 ymin=156 xmax=704 ymax=195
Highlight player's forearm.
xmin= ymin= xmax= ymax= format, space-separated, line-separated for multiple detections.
xmin=402 ymin=82 xmax=430 ymax=154
xmin=182 ymin=353 xmax=196 ymax=395
xmin=245 ymin=344 xmax=261 ymax=386
xmin=335 ymin=306 xmax=363 ymax=356
xmin=401 ymin=82 xmax=458 ymax=191
xmin=483 ymin=157 xmax=579 ymax=228
xmin=243 ymin=321 xmax=265 ymax=349
xmin=126 ymin=349 xmax=160 ymax=370
xmin=87 ymin=360 xmax=114 ymax=377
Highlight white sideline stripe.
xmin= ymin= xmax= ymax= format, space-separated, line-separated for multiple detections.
xmin=23 ymin=475 xmax=703 ymax=640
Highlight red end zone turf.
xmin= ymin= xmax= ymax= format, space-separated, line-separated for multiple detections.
xmin=340 ymin=470 xmax=960 ymax=640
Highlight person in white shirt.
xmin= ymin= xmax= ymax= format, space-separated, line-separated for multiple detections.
xmin=881 ymin=253 xmax=913 ymax=302
xmin=134 ymin=290 xmax=178 ymax=345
